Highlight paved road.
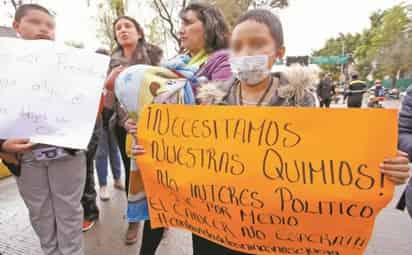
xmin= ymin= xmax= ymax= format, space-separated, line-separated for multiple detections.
xmin=1 ymin=100 xmax=411 ymax=255
xmin=331 ymin=98 xmax=401 ymax=109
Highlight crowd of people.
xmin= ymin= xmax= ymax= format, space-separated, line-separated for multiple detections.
xmin=0 ymin=3 xmax=411 ymax=255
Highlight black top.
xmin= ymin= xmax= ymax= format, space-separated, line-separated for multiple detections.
xmin=317 ymin=78 xmax=335 ymax=99
xmin=0 ymin=139 xmax=5 ymax=152
xmin=346 ymin=80 xmax=367 ymax=107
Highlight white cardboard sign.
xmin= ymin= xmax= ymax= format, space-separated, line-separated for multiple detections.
xmin=0 ymin=38 xmax=110 ymax=149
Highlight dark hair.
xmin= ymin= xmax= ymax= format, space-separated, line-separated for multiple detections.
xmin=235 ymin=9 xmax=284 ymax=49
xmin=180 ymin=2 xmax=229 ymax=53
xmin=113 ymin=16 xmax=145 ymax=48
xmin=352 ymin=74 xmax=359 ymax=80
xmin=110 ymin=16 xmax=163 ymax=69
xmin=14 ymin=4 xmax=53 ymax=22
xmin=95 ymin=48 xmax=110 ymax=56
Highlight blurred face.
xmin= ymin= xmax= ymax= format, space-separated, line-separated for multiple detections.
xmin=179 ymin=10 xmax=206 ymax=54
xmin=13 ymin=9 xmax=55 ymax=40
xmin=114 ymin=18 xmax=141 ymax=48
xmin=231 ymin=20 xmax=285 ymax=68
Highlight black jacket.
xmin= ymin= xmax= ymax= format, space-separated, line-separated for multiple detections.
xmin=345 ymin=80 xmax=367 ymax=107
xmin=397 ymin=86 xmax=412 ymax=217
xmin=317 ymin=79 xmax=335 ymax=100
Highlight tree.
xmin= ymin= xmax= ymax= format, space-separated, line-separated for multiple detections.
xmin=109 ymin=0 xmax=126 ymax=16
xmin=406 ymin=4 xmax=412 ymax=37
xmin=146 ymin=16 xmax=164 ymax=46
xmin=1 ymin=0 xmax=33 ymax=20
xmin=8 ymin=0 xmax=24 ymax=10
xmin=314 ymin=4 xmax=410 ymax=85
xmin=64 ymin=40 xmax=85 ymax=49
xmin=211 ymin=0 xmax=289 ymax=27
xmin=149 ymin=0 xmax=289 ymax=52
xmin=96 ymin=0 xmax=126 ymax=49
xmin=312 ymin=33 xmax=362 ymax=81
xmin=363 ymin=5 xmax=409 ymax=86
xmin=151 ymin=0 xmax=187 ymax=50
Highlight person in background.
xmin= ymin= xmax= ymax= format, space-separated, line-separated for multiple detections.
xmin=104 ymin=15 xmax=163 ymax=245
xmin=122 ymin=2 xmax=232 ymax=254
xmin=344 ymin=73 xmax=367 ymax=108
xmin=397 ymin=85 xmax=412 ymax=218
xmin=80 ymin=48 xmax=111 ymax=232
xmin=374 ymin=79 xmax=385 ymax=98
xmin=367 ymin=79 xmax=386 ymax=108
xmin=94 ymin=47 xmax=124 ymax=203
xmin=1 ymin=4 xmax=86 ymax=255
xmin=317 ymin=73 xmax=335 ymax=108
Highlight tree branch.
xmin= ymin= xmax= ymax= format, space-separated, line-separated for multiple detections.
xmin=10 ymin=0 xmax=18 ymax=10
xmin=153 ymin=0 xmax=180 ymax=47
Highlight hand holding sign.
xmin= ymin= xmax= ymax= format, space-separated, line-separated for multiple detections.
xmin=1 ymin=139 xmax=34 ymax=153
xmin=0 ymin=38 xmax=109 ymax=149
xmin=380 ymin=151 xmax=410 ymax=184
xmin=136 ymin=104 xmax=399 ymax=255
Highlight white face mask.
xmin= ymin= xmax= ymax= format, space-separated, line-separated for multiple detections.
xmin=230 ymin=55 xmax=271 ymax=86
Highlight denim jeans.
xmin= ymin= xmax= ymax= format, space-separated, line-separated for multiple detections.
xmin=95 ymin=126 xmax=122 ymax=187
xmin=115 ymin=124 xmax=131 ymax=196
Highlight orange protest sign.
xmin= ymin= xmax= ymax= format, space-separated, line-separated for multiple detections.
xmin=137 ymin=104 xmax=397 ymax=255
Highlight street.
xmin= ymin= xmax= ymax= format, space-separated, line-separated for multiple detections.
xmin=0 ymin=100 xmax=411 ymax=255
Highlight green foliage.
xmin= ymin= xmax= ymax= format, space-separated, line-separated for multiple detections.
xmin=96 ymin=0 xmax=125 ymax=49
xmin=64 ymin=40 xmax=85 ymax=49
xmin=146 ymin=16 xmax=163 ymax=46
xmin=313 ymin=4 xmax=410 ymax=84
xmin=211 ymin=0 xmax=288 ymax=28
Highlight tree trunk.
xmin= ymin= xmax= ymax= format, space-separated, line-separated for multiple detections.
xmin=10 ymin=0 xmax=19 ymax=10
xmin=391 ymin=71 xmax=398 ymax=88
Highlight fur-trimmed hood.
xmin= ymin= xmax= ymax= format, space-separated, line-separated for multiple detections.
xmin=197 ymin=65 xmax=318 ymax=107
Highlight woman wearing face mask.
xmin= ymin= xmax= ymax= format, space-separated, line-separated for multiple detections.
xmin=193 ymin=9 xmax=410 ymax=254
xmin=120 ymin=2 xmax=232 ymax=254
xmin=103 ymin=16 xmax=163 ymax=244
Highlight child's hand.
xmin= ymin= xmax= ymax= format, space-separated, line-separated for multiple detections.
xmin=132 ymin=144 xmax=146 ymax=156
xmin=2 ymin=139 xmax=33 ymax=153
xmin=380 ymin=151 xmax=410 ymax=185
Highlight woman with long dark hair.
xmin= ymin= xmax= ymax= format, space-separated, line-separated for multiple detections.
xmin=101 ymin=15 xmax=163 ymax=245
xmin=119 ymin=2 xmax=233 ymax=253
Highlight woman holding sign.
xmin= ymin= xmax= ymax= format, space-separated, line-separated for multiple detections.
xmin=132 ymin=9 xmax=410 ymax=255
xmin=119 ymin=2 xmax=232 ymax=253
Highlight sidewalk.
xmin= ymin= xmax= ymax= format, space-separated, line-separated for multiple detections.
xmin=0 ymin=177 xmax=192 ymax=255
xmin=1 ymin=175 xmax=411 ymax=255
